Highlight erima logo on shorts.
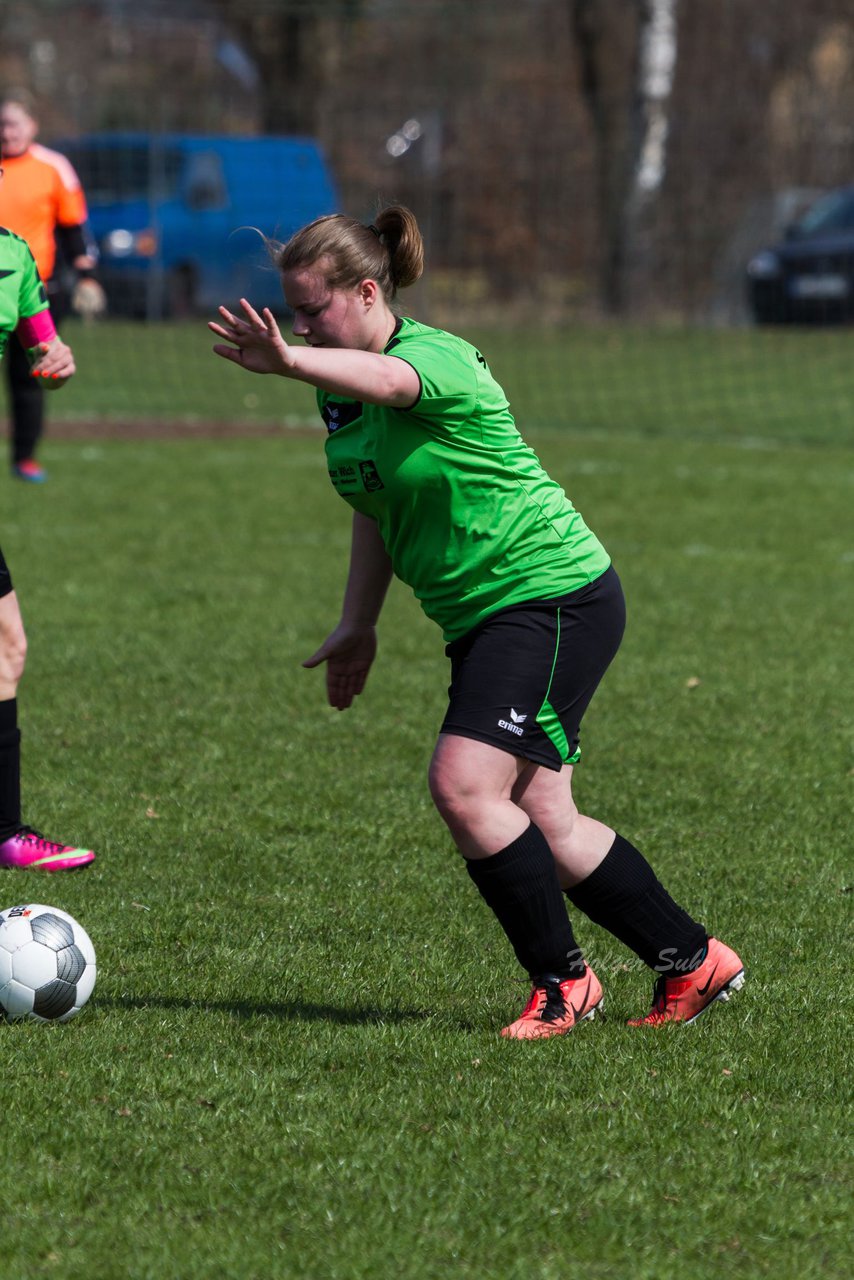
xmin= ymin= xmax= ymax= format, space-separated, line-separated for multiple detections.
xmin=498 ymin=708 xmax=527 ymax=737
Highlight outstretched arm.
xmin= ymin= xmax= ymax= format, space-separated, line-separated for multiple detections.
xmin=209 ymin=298 xmax=419 ymax=407
xmin=302 ymin=513 xmax=394 ymax=710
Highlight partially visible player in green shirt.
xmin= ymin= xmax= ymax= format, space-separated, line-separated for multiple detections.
xmin=210 ymin=205 xmax=743 ymax=1036
xmin=0 ymin=220 xmax=95 ymax=869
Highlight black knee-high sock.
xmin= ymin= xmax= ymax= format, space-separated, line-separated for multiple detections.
xmin=466 ymin=822 xmax=587 ymax=980
xmin=0 ymin=699 xmax=22 ymax=841
xmin=567 ymin=833 xmax=707 ymax=974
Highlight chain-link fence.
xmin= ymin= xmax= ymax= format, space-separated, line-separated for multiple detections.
xmin=3 ymin=0 xmax=854 ymax=434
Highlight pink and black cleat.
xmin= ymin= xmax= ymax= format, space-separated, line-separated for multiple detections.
xmin=0 ymin=827 xmax=95 ymax=872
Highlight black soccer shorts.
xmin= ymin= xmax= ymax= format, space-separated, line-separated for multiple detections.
xmin=440 ymin=564 xmax=626 ymax=770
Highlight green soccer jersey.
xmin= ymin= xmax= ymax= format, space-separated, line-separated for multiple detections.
xmin=0 ymin=227 xmax=49 ymax=360
xmin=321 ymin=317 xmax=610 ymax=642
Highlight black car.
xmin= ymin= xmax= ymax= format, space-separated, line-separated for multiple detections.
xmin=746 ymin=186 xmax=854 ymax=323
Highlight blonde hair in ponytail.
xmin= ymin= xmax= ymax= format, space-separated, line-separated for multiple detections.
xmin=275 ymin=205 xmax=424 ymax=306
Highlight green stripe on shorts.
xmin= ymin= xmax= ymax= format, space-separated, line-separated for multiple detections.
xmin=534 ymin=609 xmax=582 ymax=765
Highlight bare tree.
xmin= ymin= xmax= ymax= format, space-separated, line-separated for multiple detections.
xmin=208 ymin=0 xmax=362 ymax=135
xmin=8 ymin=0 xmax=854 ymax=320
xmin=570 ymin=0 xmax=678 ymax=313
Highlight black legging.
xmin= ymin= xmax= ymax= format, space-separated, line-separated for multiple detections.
xmin=3 ymin=283 xmax=69 ymax=465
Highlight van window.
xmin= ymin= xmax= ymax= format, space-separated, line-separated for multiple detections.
xmin=63 ymin=144 xmax=183 ymax=203
xmin=185 ymin=151 xmax=228 ymax=211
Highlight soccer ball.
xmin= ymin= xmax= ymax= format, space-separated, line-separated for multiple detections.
xmin=0 ymin=904 xmax=96 ymax=1022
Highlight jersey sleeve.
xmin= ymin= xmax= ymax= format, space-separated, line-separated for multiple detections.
xmin=392 ymin=333 xmax=478 ymax=431
xmin=17 ymin=240 xmax=50 ymax=321
xmin=41 ymin=147 xmax=89 ymax=228
xmin=55 ymin=172 xmax=88 ymax=228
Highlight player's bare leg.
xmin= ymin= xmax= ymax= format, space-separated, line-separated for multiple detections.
xmin=510 ymin=762 xmax=614 ymax=887
xmin=0 ymin=591 xmax=94 ymax=871
xmin=509 ymin=755 xmax=743 ymax=1024
xmin=429 ymin=733 xmax=603 ymax=1038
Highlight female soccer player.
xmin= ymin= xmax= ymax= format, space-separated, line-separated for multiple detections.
xmin=209 ymin=206 xmax=743 ymax=1036
xmin=0 ymin=214 xmax=95 ymax=870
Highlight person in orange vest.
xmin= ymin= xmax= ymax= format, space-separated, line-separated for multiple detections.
xmin=0 ymin=89 xmax=105 ymax=482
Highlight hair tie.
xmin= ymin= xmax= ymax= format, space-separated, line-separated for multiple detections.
xmin=368 ymin=224 xmax=382 ymax=239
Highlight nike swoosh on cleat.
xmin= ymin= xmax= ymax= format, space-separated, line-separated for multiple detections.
xmin=569 ymin=979 xmax=592 ymax=1022
xmin=31 ymin=850 xmax=94 ymax=867
xmin=696 ymin=965 xmax=719 ymax=998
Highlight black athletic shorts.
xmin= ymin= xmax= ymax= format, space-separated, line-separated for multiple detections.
xmin=0 ymin=543 xmax=12 ymax=599
xmin=440 ymin=564 xmax=626 ymax=771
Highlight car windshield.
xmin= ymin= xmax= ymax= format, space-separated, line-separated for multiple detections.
xmin=796 ymin=189 xmax=854 ymax=237
xmin=61 ymin=144 xmax=183 ymax=203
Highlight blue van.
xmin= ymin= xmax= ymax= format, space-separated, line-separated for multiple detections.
xmin=55 ymin=133 xmax=339 ymax=318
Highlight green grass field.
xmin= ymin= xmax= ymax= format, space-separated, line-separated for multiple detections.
xmin=51 ymin=316 xmax=854 ymax=447
xmin=0 ymin=320 xmax=851 ymax=1278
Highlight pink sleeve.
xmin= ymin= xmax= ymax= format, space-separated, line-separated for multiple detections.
xmin=16 ymin=310 xmax=57 ymax=350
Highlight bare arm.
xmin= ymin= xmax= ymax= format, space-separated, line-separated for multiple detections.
xmin=338 ymin=512 xmax=394 ymax=627
xmin=209 ymin=298 xmax=420 ymax=408
xmin=302 ymin=513 xmax=394 ymax=709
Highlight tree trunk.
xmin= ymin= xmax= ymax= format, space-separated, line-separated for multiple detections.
xmin=571 ymin=0 xmax=677 ymax=314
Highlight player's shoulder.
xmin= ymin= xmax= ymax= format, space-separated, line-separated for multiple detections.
xmin=29 ymin=143 xmax=83 ymax=191
xmin=388 ymin=317 xmax=477 ymax=362
xmin=390 ymin=316 xmax=453 ymax=345
xmin=0 ymin=224 xmax=38 ymax=259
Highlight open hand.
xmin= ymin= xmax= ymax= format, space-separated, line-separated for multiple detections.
xmin=302 ymin=625 xmax=378 ymax=711
xmin=209 ymin=298 xmax=295 ymax=375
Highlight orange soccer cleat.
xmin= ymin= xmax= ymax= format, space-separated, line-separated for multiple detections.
xmin=501 ymin=969 xmax=604 ymax=1040
xmin=627 ymin=937 xmax=745 ymax=1026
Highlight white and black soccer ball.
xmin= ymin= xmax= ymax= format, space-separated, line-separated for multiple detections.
xmin=0 ymin=904 xmax=96 ymax=1022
